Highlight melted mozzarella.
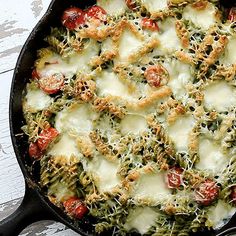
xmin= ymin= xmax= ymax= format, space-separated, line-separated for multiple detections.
xmin=124 ymin=207 xmax=159 ymax=234
xmin=48 ymin=182 xmax=74 ymax=202
xmin=97 ymin=0 xmax=127 ymax=15
xmin=203 ymin=81 xmax=236 ymax=112
xmin=25 ymin=88 xmax=52 ymax=111
xmin=196 ymin=139 xmax=229 ymax=172
xmin=182 ymin=2 xmax=216 ymax=30
xmin=40 ymin=40 xmax=99 ymax=77
xmin=96 ymin=71 xmax=139 ymax=101
xmin=118 ymin=30 xmax=143 ymax=62
xmin=164 ymin=60 xmax=192 ymax=99
xmin=55 ymin=103 xmax=98 ymax=135
xmin=167 ymin=115 xmax=195 ymax=152
xmin=158 ymin=18 xmax=182 ymax=53
xmin=101 ymin=37 xmax=114 ymax=53
xmin=142 ymin=0 xmax=168 ymax=13
xmin=207 ymin=200 xmax=236 ymax=229
xmin=48 ymin=134 xmax=79 ymax=158
xmin=120 ymin=114 xmax=147 ymax=135
xmin=133 ymin=172 xmax=171 ymax=201
xmin=87 ymin=155 xmax=120 ymax=192
xmin=219 ymin=37 xmax=236 ymax=65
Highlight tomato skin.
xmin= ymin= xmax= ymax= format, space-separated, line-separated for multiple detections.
xmin=86 ymin=5 xmax=107 ymax=22
xmin=39 ymin=73 xmax=64 ymax=94
xmin=32 ymin=69 xmax=40 ymax=80
xmin=37 ymin=127 xmax=59 ymax=151
xmin=144 ymin=65 xmax=169 ymax=88
xmin=228 ymin=7 xmax=236 ymax=22
xmin=167 ymin=167 xmax=183 ymax=189
xmin=63 ymin=197 xmax=88 ymax=219
xmin=194 ymin=179 xmax=219 ymax=206
xmin=125 ymin=0 xmax=137 ymax=10
xmin=29 ymin=142 xmax=42 ymax=159
xmin=62 ymin=7 xmax=85 ymax=30
xmin=141 ymin=18 xmax=159 ymax=31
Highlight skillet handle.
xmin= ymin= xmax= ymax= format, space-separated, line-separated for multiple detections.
xmin=0 ymin=182 xmax=58 ymax=236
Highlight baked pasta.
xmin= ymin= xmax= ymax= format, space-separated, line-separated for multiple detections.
xmin=22 ymin=0 xmax=236 ymax=235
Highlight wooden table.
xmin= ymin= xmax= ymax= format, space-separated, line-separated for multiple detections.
xmin=0 ymin=0 xmax=79 ymax=235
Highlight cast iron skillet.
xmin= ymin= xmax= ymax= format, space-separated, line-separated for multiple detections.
xmin=0 ymin=0 xmax=236 ymax=235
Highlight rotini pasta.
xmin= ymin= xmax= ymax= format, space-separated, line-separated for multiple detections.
xmin=22 ymin=0 xmax=236 ymax=235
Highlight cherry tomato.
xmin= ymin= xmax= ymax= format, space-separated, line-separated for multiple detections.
xmin=32 ymin=69 xmax=40 ymax=80
xmin=39 ymin=73 xmax=64 ymax=94
xmin=194 ymin=179 xmax=219 ymax=206
xmin=166 ymin=167 xmax=183 ymax=189
xmin=63 ymin=197 xmax=88 ymax=219
xmin=62 ymin=7 xmax=85 ymax=30
xmin=144 ymin=65 xmax=169 ymax=88
xmin=228 ymin=7 xmax=236 ymax=22
xmin=37 ymin=127 xmax=59 ymax=151
xmin=86 ymin=5 xmax=107 ymax=22
xmin=141 ymin=18 xmax=159 ymax=31
xmin=125 ymin=0 xmax=137 ymax=10
xmin=230 ymin=186 xmax=236 ymax=204
xmin=28 ymin=142 xmax=42 ymax=159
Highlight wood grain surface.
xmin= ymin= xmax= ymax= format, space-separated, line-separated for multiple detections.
xmin=0 ymin=0 xmax=79 ymax=235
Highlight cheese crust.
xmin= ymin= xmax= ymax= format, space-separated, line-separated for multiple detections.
xmin=22 ymin=0 xmax=236 ymax=235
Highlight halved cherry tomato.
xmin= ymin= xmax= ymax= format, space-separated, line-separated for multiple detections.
xmin=125 ymin=0 xmax=137 ymax=10
xmin=32 ymin=69 xmax=40 ymax=80
xmin=39 ymin=73 xmax=64 ymax=94
xmin=63 ymin=197 xmax=88 ymax=219
xmin=28 ymin=142 xmax=42 ymax=159
xmin=62 ymin=7 xmax=86 ymax=30
xmin=230 ymin=186 xmax=236 ymax=204
xmin=141 ymin=18 xmax=159 ymax=31
xmin=37 ymin=127 xmax=59 ymax=151
xmin=194 ymin=179 xmax=219 ymax=206
xmin=166 ymin=167 xmax=183 ymax=189
xmin=144 ymin=65 xmax=169 ymax=88
xmin=228 ymin=7 xmax=236 ymax=22
xmin=86 ymin=5 xmax=107 ymax=22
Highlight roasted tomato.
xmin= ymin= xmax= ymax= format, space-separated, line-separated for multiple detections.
xmin=230 ymin=186 xmax=236 ymax=204
xmin=228 ymin=7 xmax=236 ymax=22
xmin=167 ymin=167 xmax=183 ymax=189
xmin=37 ymin=127 xmax=59 ymax=151
xmin=28 ymin=142 xmax=42 ymax=159
xmin=63 ymin=197 xmax=88 ymax=219
xmin=31 ymin=69 xmax=40 ymax=80
xmin=141 ymin=18 xmax=159 ymax=31
xmin=86 ymin=5 xmax=107 ymax=22
xmin=39 ymin=73 xmax=64 ymax=94
xmin=194 ymin=179 xmax=219 ymax=206
xmin=125 ymin=0 xmax=137 ymax=10
xmin=61 ymin=7 xmax=85 ymax=30
xmin=144 ymin=65 xmax=169 ymax=88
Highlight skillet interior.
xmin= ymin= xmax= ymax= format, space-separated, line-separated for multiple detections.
xmin=9 ymin=0 xmax=236 ymax=235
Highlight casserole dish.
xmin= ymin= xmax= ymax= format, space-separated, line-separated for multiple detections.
xmin=1 ymin=0 xmax=236 ymax=235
